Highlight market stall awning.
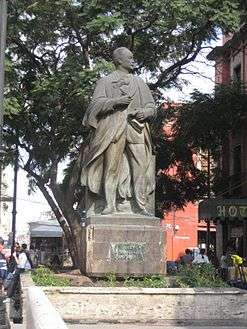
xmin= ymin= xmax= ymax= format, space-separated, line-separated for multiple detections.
xmin=29 ymin=221 xmax=63 ymax=238
xmin=199 ymin=198 xmax=247 ymax=221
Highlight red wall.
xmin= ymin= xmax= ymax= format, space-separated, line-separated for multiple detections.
xmin=162 ymin=203 xmax=198 ymax=261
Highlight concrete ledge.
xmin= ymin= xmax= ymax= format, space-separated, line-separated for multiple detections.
xmin=26 ymin=287 xmax=68 ymax=329
xmin=44 ymin=286 xmax=247 ymax=325
xmin=43 ymin=286 xmax=246 ymax=295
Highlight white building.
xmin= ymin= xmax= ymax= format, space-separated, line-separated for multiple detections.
xmin=0 ymin=170 xmax=13 ymax=240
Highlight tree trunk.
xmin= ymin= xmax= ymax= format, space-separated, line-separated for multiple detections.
xmin=31 ymin=175 xmax=85 ymax=272
xmin=23 ymin=152 xmax=86 ymax=272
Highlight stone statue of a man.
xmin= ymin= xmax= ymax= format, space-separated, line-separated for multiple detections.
xmin=81 ymin=47 xmax=156 ymax=216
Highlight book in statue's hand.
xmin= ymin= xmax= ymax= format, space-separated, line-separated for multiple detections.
xmin=128 ymin=117 xmax=144 ymax=134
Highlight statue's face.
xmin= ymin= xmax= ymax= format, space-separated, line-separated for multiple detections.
xmin=117 ymin=49 xmax=135 ymax=72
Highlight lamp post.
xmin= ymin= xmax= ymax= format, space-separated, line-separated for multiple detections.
xmin=11 ymin=144 xmax=18 ymax=255
xmin=0 ymin=0 xmax=7 ymax=225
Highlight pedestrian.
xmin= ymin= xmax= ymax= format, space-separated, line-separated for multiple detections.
xmin=14 ymin=242 xmax=21 ymax=258
xmin=0 ymin=237 xmax=7 ymax=293
xmin=208 ymin=249 xmax=219 ymax=268
xmin=230 ymin=253 xmax=246 ymax=283
xmin=180 ymin=248 xmax=193 ymax=266
xmin=192 ymin=249 xmax=210 ymax=264
xmin=5 ymin=243 xmax=33 ymax=302
xmin=220 ymin=250 xmax=228 ymax=281
xmin=29 ymin=245 xmax=38 ymax=268
xmin=17 ymin=244 xmax=33 ymax=271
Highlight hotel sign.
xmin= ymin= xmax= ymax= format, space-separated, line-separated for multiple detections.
xmin=216 ymin=205 xmax=247 ymax=218
xmin=199 ymin=199 xmax=247 ymax=220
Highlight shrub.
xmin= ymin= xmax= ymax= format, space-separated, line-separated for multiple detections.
xmin=105 ymin=273 xmax=118 ymax=287
xmin=104 ymin=273 xmax=168 ymax=288
xmin=31 ymin=266 xmax=70 ymax=286
xmin=123 ymin=275 xmax=168 ymax=288
xmin=175 ymin=264 xmax=228 ymax=288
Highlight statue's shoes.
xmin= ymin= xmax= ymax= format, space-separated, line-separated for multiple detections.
xmin=101 ymin=207 xmax=117 ymax=215
xmin=138 ymin=209 xmax=152 ymax=217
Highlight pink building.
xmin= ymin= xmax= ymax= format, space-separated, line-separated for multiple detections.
xmin=200 ymin=23 xmax=247 ymax=259
xmin=162 ymin=104 xmax=216 ymax=262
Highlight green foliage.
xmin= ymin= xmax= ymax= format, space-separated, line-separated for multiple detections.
xmin=4 ymin=0 xmax=244 ymax=189
xmin=105 ymin=274 xmax=168 ymax=288
xmin=154 ymin=83 xmax=247 ymax=213
xmin=124 ymin=275 xmax=168 ymax=288
xmin=172 ymin=83 xmax=247 ymax=154
xmin=175 ymin=264 xmax=228 ymax=288
xmin=31 ymin=266 xmax=70 ymax=287
xmin=105 ymin=273 xmax=118 ymax=287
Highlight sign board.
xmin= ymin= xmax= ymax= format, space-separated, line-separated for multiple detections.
xmin=199 ymin=198 xmax=247 ymax=220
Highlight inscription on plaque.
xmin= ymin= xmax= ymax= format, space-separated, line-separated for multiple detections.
xmin=110 ymin=242 xmax=146 ymax=262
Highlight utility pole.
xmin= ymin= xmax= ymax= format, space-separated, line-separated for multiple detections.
xmin=11 ymin=144 xmax=18 ymax=255
xmin=206 ymin=149 xmax=211 ymax=252
xmin=0 ymin=0 xmax=7 ymax=225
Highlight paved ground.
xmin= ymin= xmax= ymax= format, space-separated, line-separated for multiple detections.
xmin=10 ymin=321 xmax=246 ymax=329
xmin=67 ymin=325 xmax=247 ymax=329
xmin=10 ymin=320 xmax=246 ymax=328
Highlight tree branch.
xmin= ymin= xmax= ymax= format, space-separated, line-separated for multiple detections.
xmin=23 ymin=162 xmax=72 ymax=237
xmin=150 ymin=40 xmax=203 ymax=90
xmin=11 ymin=37 xmax=51 ymax=75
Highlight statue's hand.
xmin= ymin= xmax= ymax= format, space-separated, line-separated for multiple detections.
xmin=114 ymin=95 xmax=132 ymax=107
xmin=134 ymin=110 xmax=148 ymax=122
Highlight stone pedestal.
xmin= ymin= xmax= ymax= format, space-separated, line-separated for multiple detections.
xmin=81 ymin=215 xmax=166 ymax=277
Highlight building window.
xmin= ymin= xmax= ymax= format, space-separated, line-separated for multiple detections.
xmin=233 ymin=144 xmax=242 ymax=176
xmin=233 ymin=64 xmax=241 ymax=81
xmin=230 ymin=144 xmax=242 ymax=195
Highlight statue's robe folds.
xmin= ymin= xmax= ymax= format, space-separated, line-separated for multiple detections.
xmin=81 ymin=71 xmax=155 ymax=208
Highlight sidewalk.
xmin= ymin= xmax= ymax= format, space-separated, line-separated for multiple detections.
xmin=9 ymin=323 xmax=246 ymax=329
xmin=12 ymin=324 xmax=246 ymax=329
xmin=67 ymin=325 xmax=246 ymax=329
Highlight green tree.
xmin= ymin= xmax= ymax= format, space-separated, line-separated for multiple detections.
xmin=154 ymin=83 xmax=247 ymax=216
xmin=4 ymin=0 xmax=245 ymax=270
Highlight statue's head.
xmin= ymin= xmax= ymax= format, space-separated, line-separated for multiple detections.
xmin=112 ymin=47 xmax=135 ymax=72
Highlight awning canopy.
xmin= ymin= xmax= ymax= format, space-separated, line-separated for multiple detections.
xmin=29 ymin=221 xmax=63 ymax=238
xmin=199 ymin=198 xmax=247 ymax=221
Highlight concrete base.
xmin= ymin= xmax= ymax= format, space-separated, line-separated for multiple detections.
xmin=81 ymin=214 xmax=166 ymax=277
xmin=44 ymin=286 xmax=247 ymax=326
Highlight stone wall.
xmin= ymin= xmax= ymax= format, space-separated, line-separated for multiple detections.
xmin=44 ymin=286 xmax=247 ymax=326
xmin=17 ymin=273 xmax=68 ymax=329
xmin=26 ymin=287 xmax=68 ymax=329
xmin=0 ymin=294 xmax=10 ymax=329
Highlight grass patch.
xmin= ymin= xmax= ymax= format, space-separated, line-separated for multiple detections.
xmin=31 ymin=266 xmax=70 ymax=286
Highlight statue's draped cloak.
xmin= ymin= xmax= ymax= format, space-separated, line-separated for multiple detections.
xmin=81 ymin=71 xmax=155 ymax=200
